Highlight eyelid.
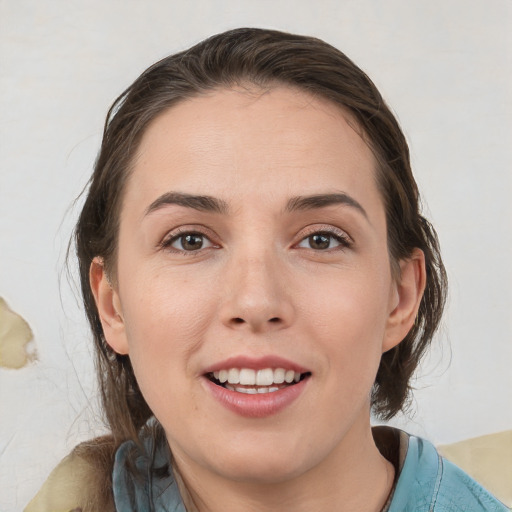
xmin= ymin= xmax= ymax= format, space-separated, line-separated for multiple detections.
xmin=295 ymin=224 xmax=353 ymax=243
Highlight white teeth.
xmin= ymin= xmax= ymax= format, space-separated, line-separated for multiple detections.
xmin=256 ymin=368 xmax=274 ymax=386
xmin=273 ymin=368 xmax=285 ymax=384
xmin=285 ymin=370 xmax=295 ymax=383
xmin=227 ymin=368 xmax=240 ymax=384
xmin=224 ymin=384 xmax=287 ymax=394
xmin=213 ymin=367 xmax=304 ymax=389
xmin=239 ymin=368 xmax=256 ymax=385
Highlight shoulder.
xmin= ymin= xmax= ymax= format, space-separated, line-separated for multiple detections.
xmin=436 ymin=457 xmax=510 ymax=511
xmin=438 ymin=430 xmax=512 ymax=509
xmin=24 ymin=436 xmax=117 ymax=512
xmin=389 ymin=433 xmax=509 ymax=512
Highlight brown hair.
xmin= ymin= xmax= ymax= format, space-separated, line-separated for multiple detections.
xmin=74 ymin=27 xmax=447 ymax=444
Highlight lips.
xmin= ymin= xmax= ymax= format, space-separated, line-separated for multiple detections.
xmin=202 ymin=357 xmax=311 ymax=417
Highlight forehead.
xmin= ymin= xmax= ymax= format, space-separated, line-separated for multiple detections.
xmin=126 ymin=85 xmax=381 ymax=214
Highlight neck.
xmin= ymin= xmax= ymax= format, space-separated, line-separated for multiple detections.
xmin=172 ymin=418 xmax=395 ymax=512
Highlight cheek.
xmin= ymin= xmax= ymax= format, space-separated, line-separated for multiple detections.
xmin=301 ymin=266 xmax=392 ymax=384
xmin=304 ymin=265 xmax=392 ymax=336
xmin=118 ymin=268 xmax=217 ymax=392
xmin=123 ymin=262 xmax=215 ymax=337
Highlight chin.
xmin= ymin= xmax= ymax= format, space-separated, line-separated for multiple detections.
xmin=207 ymin=436 xmax=318 ymax=485
xmin=217 ymin=458 xmax=307 ymax=485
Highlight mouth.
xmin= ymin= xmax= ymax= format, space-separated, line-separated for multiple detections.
xmin=206 ymin=367 xmax=311 ymax=394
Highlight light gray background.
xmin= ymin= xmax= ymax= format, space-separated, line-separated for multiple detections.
xmin=1 ymin=1 xmax=511 ymax=510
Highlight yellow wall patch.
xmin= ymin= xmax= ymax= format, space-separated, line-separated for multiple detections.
xmin=0 ymin=297 xmax=35 ymax=369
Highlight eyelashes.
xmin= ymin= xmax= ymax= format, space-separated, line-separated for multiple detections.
xmin=159 ymin=225 xmax=353 ymax=255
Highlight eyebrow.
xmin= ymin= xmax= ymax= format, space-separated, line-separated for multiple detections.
xmin=144 ymin=191 xmax=367 ymax=219
xmin=285 ymin=193 xmax=368 ymax=219
xmin=144 ymin=192 xmax=229 ymax=216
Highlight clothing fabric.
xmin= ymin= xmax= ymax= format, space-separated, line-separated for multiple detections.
xmin=112 ymin=426 xmax=509 ymax=512
xmin=387 ymin=434 xmax=508 ymax=511
xmin=113 ymin=428 xmax=186 ymax=512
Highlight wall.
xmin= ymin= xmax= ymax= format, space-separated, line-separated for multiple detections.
xmin=0 ymin=1 xmax=510 ymax=510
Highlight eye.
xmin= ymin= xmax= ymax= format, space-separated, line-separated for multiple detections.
xmin=297 ymin=231 xmax=350 ymax=251
xmin=164 ymin=232 xmax=214 ymax=252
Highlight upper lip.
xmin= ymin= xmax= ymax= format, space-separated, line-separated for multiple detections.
xmin=202 ymin=355 xmax=309 ymax=374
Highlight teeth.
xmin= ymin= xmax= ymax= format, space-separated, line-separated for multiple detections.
xmin=273 ymin=368 xmax=285 ymax=384
xmin=239 ymin=368 xmax=256 ymax=385
xmin=213 ymin=367 xmax=303 ymax=388
xmin=227 ymin=368 xmax=240 ymax=384
xmin=256 ymin=368 xmax=274 ymax=386
xmin=225 ymin=384 xmax=281 ymax=394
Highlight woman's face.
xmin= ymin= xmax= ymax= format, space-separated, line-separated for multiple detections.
xmin=94 ymin=86 xmax=419 ymax=485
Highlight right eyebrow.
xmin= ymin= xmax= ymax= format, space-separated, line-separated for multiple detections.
xmin=144 ymin=192 xmax=229 ymax=217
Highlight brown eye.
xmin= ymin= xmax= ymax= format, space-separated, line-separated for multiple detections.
xmin=308 ymin=234 xmax=331 ymax=250
xmin=297 ymin=231 xmax=350 ymax=251
xmin=168 ymin=232 xmax=212 ymax=251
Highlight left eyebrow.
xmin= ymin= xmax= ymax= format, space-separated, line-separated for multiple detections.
xmin=285 ymin=193 xmax=368 ymax=219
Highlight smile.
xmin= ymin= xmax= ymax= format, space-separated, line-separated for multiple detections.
xmin=208 ymin=368 xmax=309 ymax=395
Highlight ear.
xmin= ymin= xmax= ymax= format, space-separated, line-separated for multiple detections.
xmin=382 ymin=248 xmax=426 ymax=353
xmin=89 ymin=257 xmax=129 ymax=355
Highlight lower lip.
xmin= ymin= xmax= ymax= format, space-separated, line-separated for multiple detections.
xmin=203 ymin=377 xmax=309 ymax=418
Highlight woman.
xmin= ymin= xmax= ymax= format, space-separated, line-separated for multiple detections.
xmin=26 ymin=28 xmax=507 ymax=512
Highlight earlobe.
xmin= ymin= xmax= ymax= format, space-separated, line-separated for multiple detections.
xmin=89 ymin=257 xmax=129 ymax=355
xmin=382 ymin=248 xmax=426 ymax=353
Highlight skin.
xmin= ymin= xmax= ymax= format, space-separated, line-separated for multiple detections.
xmin=91 ymin=86 xmax=425 ymax=512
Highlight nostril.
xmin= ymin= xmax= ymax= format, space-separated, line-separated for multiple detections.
xmin=228 ymin=316 xmax=284 ymax=329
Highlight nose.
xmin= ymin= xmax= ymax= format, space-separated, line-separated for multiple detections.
xmin=219 ymin=249 xmax=295 ymax=333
